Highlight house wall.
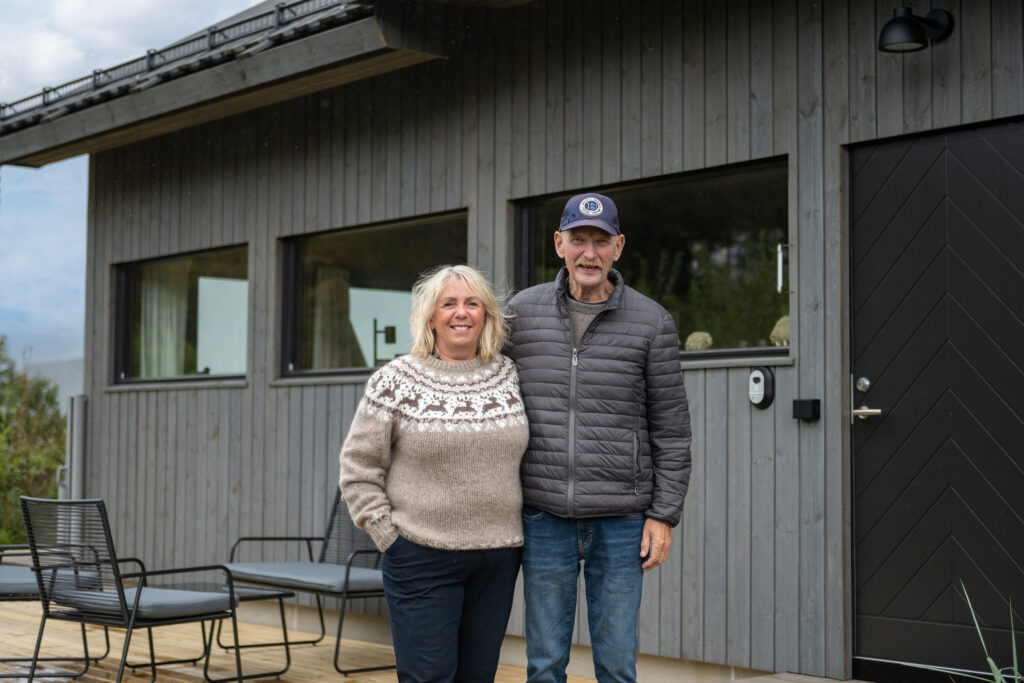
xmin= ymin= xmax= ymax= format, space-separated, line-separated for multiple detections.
xmin=81 ymin=0 xmax=1024 ymax=678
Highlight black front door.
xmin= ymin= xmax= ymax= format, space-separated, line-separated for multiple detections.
xmin=851 ymin=121 xmax=1024 ymax=674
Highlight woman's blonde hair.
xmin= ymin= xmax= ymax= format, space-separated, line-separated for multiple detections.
xmin=409 ymin=265 xmax=508 ymax=363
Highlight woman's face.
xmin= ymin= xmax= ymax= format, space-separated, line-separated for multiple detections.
xmin=430 ymin=278 xmax=486 ymax=362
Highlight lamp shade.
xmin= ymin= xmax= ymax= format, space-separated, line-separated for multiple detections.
xmin=878 ymin=7 xmax=954 ymax=53
xmin=878 ymin=8 xmax=928 ymax=52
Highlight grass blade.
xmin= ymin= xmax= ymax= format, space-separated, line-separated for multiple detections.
xmin=1010 ymin=599 xmax=1020 ymax=683
xmin=962 ymin=582 xmax=994 ymax=662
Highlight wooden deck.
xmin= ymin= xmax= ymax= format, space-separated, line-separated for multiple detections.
xmin=0 ymin=601 xmax=593 ymax=682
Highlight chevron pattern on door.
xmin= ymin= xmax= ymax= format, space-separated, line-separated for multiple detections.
xmin=851 ymin=121 xmax=1024 ymax=673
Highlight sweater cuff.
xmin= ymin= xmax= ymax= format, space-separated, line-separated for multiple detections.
xmin=367 ymin=516 xmax=400 ymax=552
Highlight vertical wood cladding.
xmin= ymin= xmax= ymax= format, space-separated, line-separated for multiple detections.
xmin=82 ymin=1 xmax=1024 ymax=677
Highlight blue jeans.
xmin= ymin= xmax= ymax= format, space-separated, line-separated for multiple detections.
xmin=382 ymin=535 xmax=521 ymax=683
xmin=521 ymin=507 xmax=645 ymax=683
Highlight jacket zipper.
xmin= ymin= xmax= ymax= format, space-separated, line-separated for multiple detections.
xmin=568 ymin=346 xmax=578 ymax=516
xmin=565 ymin=292 xmax=610 ymax=517
xmin=631 ymin=430 xmax=640 ymax=495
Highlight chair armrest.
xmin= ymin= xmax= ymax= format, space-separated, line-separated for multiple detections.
xmin=121 ymin=563 xmax=233 ymax=581
xmin=228 ymin=535 xmax=324 ymax=561
xmin=345 ymin=548 xmax=381 ymax=566
xmin=117 ymin=557 xmax=147 ymax=573
xmin=111 ymin=557 xmax=147 ymax=587
xmin=0 ymin=544 xmax=32 ymax=563
xmin=345 ymin=548 xmax=383 ymax=578
xmin=121 ymin=563 xmax=240 ymax=601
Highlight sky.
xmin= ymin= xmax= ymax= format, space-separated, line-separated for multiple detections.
xmin=0 ymin=0 xmax=262 ymax=368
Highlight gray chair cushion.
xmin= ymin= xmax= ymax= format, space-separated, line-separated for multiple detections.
xmin=0 ymin=564 xmax=38 ymax=596
xmin=57 ymin=586 xmax=237 ymax=620
xmin=225 ymin=562 xmax=383 ymax=594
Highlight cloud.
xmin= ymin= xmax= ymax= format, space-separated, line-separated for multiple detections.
xmin=52 ymin=0 xmax=214 ymax=55
xmin=0 ymin=30 xmax=85 ymax=96
xmin=1 ymin=0 xmax=263 ymax=102
xmin=0 ymin=0 xmax=263 ymax=364
xmin=0 ymin=158 xmax=87 ymax=363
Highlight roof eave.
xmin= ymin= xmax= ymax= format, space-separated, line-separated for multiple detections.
xmin=0 ymin=15 xmax=441 ymax=168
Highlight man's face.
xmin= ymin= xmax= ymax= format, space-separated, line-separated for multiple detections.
xmin=554 ymin=226 xmax=625 ymax=293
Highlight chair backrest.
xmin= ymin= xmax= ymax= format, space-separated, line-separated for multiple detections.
xmin=320 ymin=489 xmax=379 ymax=569
xmin=20 ymin=497 xmax=132 ymax=623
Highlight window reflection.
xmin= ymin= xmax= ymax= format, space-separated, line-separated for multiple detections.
xmin=120 ymin=246 xmax=248 ymax=380
xmin=286 ymin=214 xmax=467 ymax=372
xmin=519 ymin=160 xmax=789 ymax=353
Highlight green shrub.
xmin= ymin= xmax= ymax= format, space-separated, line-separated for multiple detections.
xmin=0 ymin=335 xmax=65 ymax=545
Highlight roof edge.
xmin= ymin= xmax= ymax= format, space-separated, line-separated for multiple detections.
xmin=0 ymin=14 xmax=443 ymax=167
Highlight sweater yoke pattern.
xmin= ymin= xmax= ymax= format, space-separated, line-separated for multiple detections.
xmin=360 ymin=355 xmax=527 ymax=432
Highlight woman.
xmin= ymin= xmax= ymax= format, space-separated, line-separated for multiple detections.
xmin=339 ymin=264 xmax=528 ymax=683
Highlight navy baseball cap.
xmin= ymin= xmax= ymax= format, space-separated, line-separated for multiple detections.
xmin=558 ymin=193 xmax=620 ymax=235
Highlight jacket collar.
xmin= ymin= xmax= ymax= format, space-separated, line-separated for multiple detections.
xmin=554 ymin=267 xmax=625 ymax=310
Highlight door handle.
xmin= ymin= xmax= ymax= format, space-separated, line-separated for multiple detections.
xmin=852 ymin=405 xmax=883 ymax=420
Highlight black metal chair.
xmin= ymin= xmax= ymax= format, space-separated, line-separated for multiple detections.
xmin=19 ymin=496 xmax=247 ymax=682
xmin=223 ymin=489 xmax=394 ymax=676
xmin=0 ymin=542 xmax=110 ymax=678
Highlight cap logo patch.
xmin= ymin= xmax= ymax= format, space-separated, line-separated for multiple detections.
xmin=579 ymin=197 xmax=603 ymax=216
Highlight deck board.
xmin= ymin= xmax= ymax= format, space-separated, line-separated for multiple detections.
xmin=0 ymin=601 xmax=593 ymax=682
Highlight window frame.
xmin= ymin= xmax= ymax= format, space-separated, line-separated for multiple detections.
xmin=513 ymin=159 xmax=791 ymax=362
xmin=279 ymin=210 xmax=470 ymax=379
xmin=112 ymin=244 xmax=250 ymax=385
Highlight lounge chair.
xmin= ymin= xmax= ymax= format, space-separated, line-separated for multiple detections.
xmin=224 ymin=489 xmax=394 ymax=676
xmin=20 ymin=496 xmax=248 ymax=682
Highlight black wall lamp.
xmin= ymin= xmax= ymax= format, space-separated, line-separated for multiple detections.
xmin=878 ymin=7 xmax=954 ymax=52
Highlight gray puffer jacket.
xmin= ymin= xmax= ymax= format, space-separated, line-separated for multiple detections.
xmin=505 ymin=268 xmax=692 ymax=526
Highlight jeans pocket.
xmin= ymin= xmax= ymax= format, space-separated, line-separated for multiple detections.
xmin=521 ymin=506 xmax=546 ymax=522
xmin=384 ymin=534 xmax=408 ymax=555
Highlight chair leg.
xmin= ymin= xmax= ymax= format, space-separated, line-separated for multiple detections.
xmin=0 ymin=619 xmax=104 ymax=678
xmin=208 ymin=596 xmax=292 ymax=680
xmin=202 ymin=619 xmax=218 ymax=681
xmin=77 ymin=623 xmax=94 ymax=676
xmin=115 ymin=622 xmax=135 ymax=682
xmin=332 ymin=595 xmax=396 ymax=676
xmin=275 ymin=596 xmax=292 ymax=674
xmin=216 ymin=594 xmax=324 ymax=651
xmin=97 ymin=625 xmax=112 ymax=660
xmin=230 ymin=615 xmax=243 ymax=683
xmin=204 ymin=616 xmax=246 ymax=683
xmin=126 ymin=622 xmax=208 ymax=670
xmin=25 ymin=614 xmax=46 ymax=682
xmin=146 ymin=627 xmax=158 ymax=683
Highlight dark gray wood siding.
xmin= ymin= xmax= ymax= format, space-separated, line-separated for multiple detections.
xmin=81 ymin=1 xmax=1024 ymax=677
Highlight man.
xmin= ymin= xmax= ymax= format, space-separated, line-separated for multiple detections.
xmin=505 ymin=192 xmax=692 ymax=683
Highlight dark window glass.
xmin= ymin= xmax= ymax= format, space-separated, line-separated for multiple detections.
xmin=117 ymin=246 xmax=248 ymax=381
xmin=518 ymin=160 xmax=789 ymax=354
xmin=284 ymin=213 xmax=467 ymax=373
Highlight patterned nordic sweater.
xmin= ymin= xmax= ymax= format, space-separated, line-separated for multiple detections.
xmin=339 ymin=353 xmax=529 ymax=552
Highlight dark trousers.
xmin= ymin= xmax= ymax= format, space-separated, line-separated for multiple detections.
xmin=382 ymin=535 xmax=522 ymax=683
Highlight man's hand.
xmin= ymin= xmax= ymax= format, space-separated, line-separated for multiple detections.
xmin=640 ymin=518 xmax=673 ymax=571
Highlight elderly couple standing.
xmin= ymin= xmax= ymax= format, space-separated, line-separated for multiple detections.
xmin=340 ymin=192 xmax=692 ymax=683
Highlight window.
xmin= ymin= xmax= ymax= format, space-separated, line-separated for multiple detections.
xmin=516 ymin=159 xmax=789 ymax=355
xmin=115 ymin=246 xmax=248 ymax=381
xmin=282 ymin=213 xmax=467 ymax=374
